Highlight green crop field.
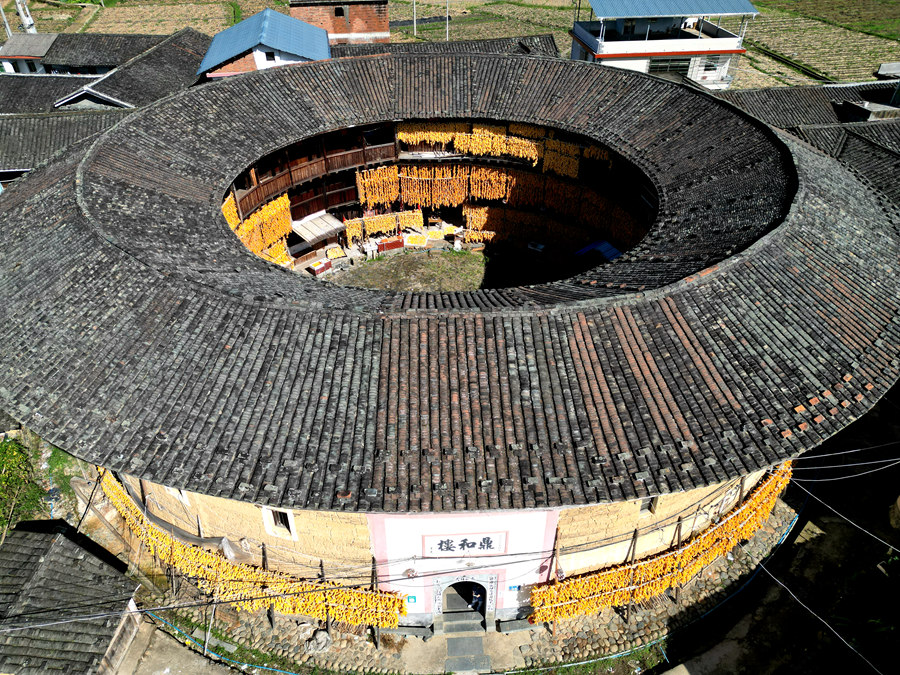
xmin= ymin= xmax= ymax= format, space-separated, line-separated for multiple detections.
xmin=6 ymin=0 xmax=899 ymax=87
xmin=755 ymin=0 xmax=900 ymax=41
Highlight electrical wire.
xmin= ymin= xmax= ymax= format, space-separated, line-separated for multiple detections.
xmin=793 ymin=438 xmax=900 ymax=460
xmin=0 ymin=468 xmax=775 ymax=627
xmin=789 ymin=456 xmax=900 ymax=470
xmin=739 ymin=543 xmax=885 ymax=675
xmin=0 ymin=548 xmax=560 ymax=633
xmin=791 ymin=459 xmax=900 ymax=482
xmin=791 ymin=482 xmax=900 ymax=555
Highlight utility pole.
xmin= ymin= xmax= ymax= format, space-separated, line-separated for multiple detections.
xmin=0 ymin=4 xmax=12 ymax=40
xmin=15 ymin=0 xmax=36 ymax=34
xmin=445 ymin=0 xmax=449 ymax=41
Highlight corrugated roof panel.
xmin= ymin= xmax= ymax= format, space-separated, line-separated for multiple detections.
xmin=197 ymin=9 xmax=330 ymax=75
xmin=586 ymin=0 xmax=758 ymax=19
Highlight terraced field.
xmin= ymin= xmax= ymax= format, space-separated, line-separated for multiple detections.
xmin=7 ymin=0 xmax=898 ymax=87
xmin=755 ymin=0 xmax=900 ymax=41
xmin=87 ymin=2 xmax=231 ymax=35
xmin=725 ymin=8 xmax=900 ymax=82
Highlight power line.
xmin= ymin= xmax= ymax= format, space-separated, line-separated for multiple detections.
xmin=7 ymin=468 xmax=772 ymax=627
xmin=794 ymin=438 xmax=900 ymax=460
xmin=0 ymin=549 xmax=555 ymax=633
xmin=791 ymin=459 xmax=900 ymax=482
xmin=739 ymin=543 xmax=884 ymax=675
xmin=791 ymin=482 xmax=900 ymax=555
xmin=790 ymin=456 xmax=900 ymax=470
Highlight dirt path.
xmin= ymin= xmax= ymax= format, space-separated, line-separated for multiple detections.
xmin=64 ymin=3 xmax=99 ymax=33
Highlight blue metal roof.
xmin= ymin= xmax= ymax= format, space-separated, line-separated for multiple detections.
xmin=198 ymin=9 xmax=330 ymax=75
xmin=586 ymin=0 xmax=758 ymax=19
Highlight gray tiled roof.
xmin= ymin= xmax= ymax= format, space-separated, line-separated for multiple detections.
xmin=795 ymin=119 xmax=900 ymax=205
xmin=0 ymin=523 xmax=136 ymax=674
xmin=42 ymin=33 xmax=164 ymax=68
xmin=0 ymin=55 xmax=898 ymax=513
xmin=718 ymin=81 xmax=896 ymax=129
xmin=331 ymin=34 xmax=559 ymax=58
xmin=0 ymin=110 xmax=131 ymax=171
xmin=0 ymin=74 xmax=99 ymax=114
xmin=66 ymin=28 xmax=211 ymax=108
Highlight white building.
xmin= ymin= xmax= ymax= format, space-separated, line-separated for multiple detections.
xmin=0 ymin=33 xmax=54 ymax=74
xmin=570 ymin=0 xmax=757 ymax=90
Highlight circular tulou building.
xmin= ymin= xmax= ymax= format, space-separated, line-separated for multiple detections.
xmin=1 ymin=53 xmax=899 ymax=630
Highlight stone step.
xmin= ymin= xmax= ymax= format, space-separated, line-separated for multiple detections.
xmin=444 ymin=609 xmax=482 ymax=624
xmin=447 ymin=636 xmax=484 ymax=657
xmin=445 ymin=655 xmax=491 ymax=673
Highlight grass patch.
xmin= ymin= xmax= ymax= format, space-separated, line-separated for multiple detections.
xmin=754 ymin=0 xmax=900 ymax=41
xmin=521 ymin=639 xmax=669 ymax=674
xmin=331 ymin=248 xmax=486 ymax=292
xmin=228 ymin=0 xmax=242 ymax=25
xmin=45 ymin=444 xmax=86 ymax=504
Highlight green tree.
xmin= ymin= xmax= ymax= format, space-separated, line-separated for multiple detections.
xmin=0 ymin=439 xmax=45 ymax=546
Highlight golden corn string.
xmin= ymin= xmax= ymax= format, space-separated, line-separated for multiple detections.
xmin=530 ymin=462 xmax=792 ymax=623
xmin=98 ymin=470 xmax=406 ymax=628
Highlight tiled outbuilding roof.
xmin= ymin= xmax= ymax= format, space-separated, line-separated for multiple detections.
xmin=0 ymin=110 xmax=131 ymax=171
xmin=0 ymin=55 xmax=898 ymax=513
xmin=794 ymin=119 xmax=900 ymax=205
xmin=718 ymin=81 xmax=896 ymax=129
xmin=42 ymin=33 xmax=164 ymax=68
xmin=0 ymin=522 xmax=136 ymax=674
xmin=56 ymin=28 xmax=212 ymax=109
xmin=331 ymin=34 xmax=559 ymax=58
xmin=0 ymin=74 xmax=99 ymax=114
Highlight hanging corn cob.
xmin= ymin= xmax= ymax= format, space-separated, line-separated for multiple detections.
xmin=529 ymin=462 xmax=792 ymax=623
xmin=221 ymin=192 xmax=240 ymax=230
xmin=234 ymin=194 xmax=292 ymax=257
xmin=98 ymin=470 xmax=406 ymax=628
xmin=344 ymin=218 xmax=364 ymax=245
xmin=469 ymin=166 xmax=509 ymax=201
xmin=356 ymin=165 xmax=400 ymax=208
xmin=261 ymin=238 xmax=292 ymax=266
xmin=397 ymin=121 xmax=469 ymax=146
xmin=509 ymin=122 xmax=546 ymax=139
xmin=397 ymin=209 xmax=424 ymax=231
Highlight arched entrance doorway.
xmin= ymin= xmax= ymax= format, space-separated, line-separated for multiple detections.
xmin=440 ymin=581 xmax=487 ymax=634
xmin=443 ymin=581 xmax=487 ymax=617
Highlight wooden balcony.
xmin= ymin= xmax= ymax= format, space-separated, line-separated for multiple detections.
xmin=237 ymin=143 xmax=396 ymax=216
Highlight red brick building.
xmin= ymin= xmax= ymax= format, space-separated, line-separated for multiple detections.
xmin=289 ymin=0 xmax=389 ymax=44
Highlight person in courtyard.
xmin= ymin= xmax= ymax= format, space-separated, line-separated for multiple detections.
xmin=469 ymin=587 xmax=484 ymax=613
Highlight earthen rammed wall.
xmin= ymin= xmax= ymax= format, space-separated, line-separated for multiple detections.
xmin=123 ymin=474 xmax=372 ymax=583
xmin=122 ymin=470 xmax=766 ymax=587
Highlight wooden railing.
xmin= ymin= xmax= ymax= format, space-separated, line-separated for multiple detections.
xmin=238 ymin=143 xmax=396 ymax=216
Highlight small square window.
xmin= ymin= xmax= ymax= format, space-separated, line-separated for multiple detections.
xmin=265 ymin=51 xmax=276 ymax=62
xmin=272 ymin=509 xmax=291 ymax=531
xmin=639 ymin=496 xmax=659 ymax=514
xmin=263 ymin=507 xmax=297 ymax=539
xmin=335 ymin=7 xmax=345 ymax=17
